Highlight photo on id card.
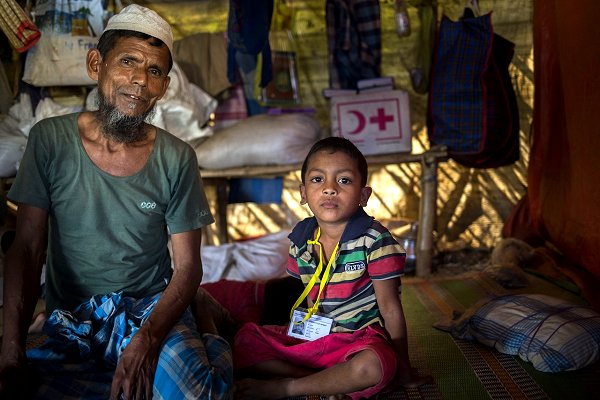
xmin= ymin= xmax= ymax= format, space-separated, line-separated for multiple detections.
xmin=287 ymin=308 xmax=334 ymax=341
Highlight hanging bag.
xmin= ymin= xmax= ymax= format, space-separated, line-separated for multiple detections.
xmin=427 ymin=1 xmax=519 ymax=168
xmin=22 ymin=0 xmax=104 ymax=86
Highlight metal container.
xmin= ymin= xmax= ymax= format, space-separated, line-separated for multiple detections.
xmin=398 ymin=222 xmax=418 ymax=273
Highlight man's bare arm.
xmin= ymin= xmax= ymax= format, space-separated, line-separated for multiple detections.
xmin=0 ymin=205 xmax=48 ymax=382
xmin=110 ymin=228 xmax=203 ymax=400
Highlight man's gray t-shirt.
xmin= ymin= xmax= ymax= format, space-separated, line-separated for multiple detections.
xmin=8 ymin=113 xmax=214 ymax=313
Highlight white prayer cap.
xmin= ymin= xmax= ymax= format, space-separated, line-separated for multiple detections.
xmin=103 ymin=4 xmax=173 ymax=57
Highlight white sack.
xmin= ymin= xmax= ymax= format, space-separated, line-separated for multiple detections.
xmin=200 ymin=230 xmax=290 ymax=284
xmin=227 ymin=230 xmax=290 ymax=282
xmin=200 ymin=243 xmax=236 ymax=284
xmin=150 ymin=62 xmax=217 ymax=142
xmin=22 ymin=35 xmax=97 ymax=86
xmin=0 ymin=116 xmax=27 ymax=177
xmin=1 ymin=95 xmax=33 ymax=176
xmin=194 ymin=113 xmax=320 ymax=170
xmin=9 ymin=93 xmax=34 ymax=137
xmin=0 ymin=95 xmax=80 ymax=177
xmin=34 ymin=98 xmax=83 ymax=125
xmin=23 ymin=0 xmax=105 ymax=87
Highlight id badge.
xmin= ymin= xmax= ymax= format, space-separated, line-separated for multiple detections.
xmin=287 ymin=308 xmax=334 ymax=341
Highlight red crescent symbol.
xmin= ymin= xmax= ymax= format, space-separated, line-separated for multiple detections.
xmin=347 ymin=110 xmax=366 ymax=135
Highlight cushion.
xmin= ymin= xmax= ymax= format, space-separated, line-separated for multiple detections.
xmin=434 ymin=294 xmax=600 ymax=372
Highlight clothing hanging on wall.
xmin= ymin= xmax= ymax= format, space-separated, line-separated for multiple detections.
xmin=325 ymin=0 xmax=381 ymax=90
xmin=227 ymin=0 xmax=274 ymax=89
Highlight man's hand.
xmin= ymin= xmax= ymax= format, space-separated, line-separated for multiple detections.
xmin=110 ymin=329 xmax=161 ymax=400
xmin=109 ymin=228 xmax=204 ymax=399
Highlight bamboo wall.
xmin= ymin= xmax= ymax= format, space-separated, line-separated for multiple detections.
xmin=149 ymin=0 xmax=534 ymax=250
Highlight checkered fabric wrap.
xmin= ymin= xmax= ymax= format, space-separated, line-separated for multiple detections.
xmin=428 ymin=13 xmax=493 ymax=154
xmin=326 ymin=0 xmax=381 ymax=89
xmin=27 ymin=292 xmax=234 ymax=399
xmin=450 ymin=294 xmax=600 ymax=373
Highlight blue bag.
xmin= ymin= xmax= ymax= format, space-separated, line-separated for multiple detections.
xmin=427 ymin=8 xmax=519 ymax=168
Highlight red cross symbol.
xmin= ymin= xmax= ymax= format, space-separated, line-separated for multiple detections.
xmin=369 ymin=108 xmax=395 ymax=130
xmin=336 ymin=95 xmax=407 ymax=146
xmin=346 ymin=107 xmax=396 ymax=134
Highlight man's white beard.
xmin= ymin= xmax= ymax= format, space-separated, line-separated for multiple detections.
xmin=96 ymin=90 xmax=156 ymax=144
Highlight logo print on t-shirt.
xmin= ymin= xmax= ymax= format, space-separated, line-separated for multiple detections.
xmin=345 ymin=261 xmax=366 ymax=272
xmin=140 ymin=201 xmax=157 ymax=209
xmin=196 ymin=209 xmax=210 ymax=218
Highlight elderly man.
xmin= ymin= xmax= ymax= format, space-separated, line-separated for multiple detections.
xmin=0 ymin=5 xmax=232 ymax=399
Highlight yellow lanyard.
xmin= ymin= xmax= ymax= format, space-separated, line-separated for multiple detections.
xmin=290 ymin=227 xmax=339 ymax=324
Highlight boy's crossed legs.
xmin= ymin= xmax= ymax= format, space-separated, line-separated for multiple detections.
xmin=235 ymin=349 xmax=383 ymax=399
xmin=233 ymin=323 xmax=397 ymax=400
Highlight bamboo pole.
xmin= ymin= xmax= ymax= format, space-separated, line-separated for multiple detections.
xmin=416 ymin=152 xmax=439 ymax=277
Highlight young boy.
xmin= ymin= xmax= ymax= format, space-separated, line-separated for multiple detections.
xmin=232 ymin=137 xmax=427 ymax=399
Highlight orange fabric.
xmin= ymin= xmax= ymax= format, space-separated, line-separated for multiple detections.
xmin=501 ymin=196 xmax=545 ymax=247
xmin=505 ymin=0 xmax=600 ymax=304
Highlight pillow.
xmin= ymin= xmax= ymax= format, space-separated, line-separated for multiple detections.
xmin=194 ymin=113 xmax=320 ymax=170
xmin=434 ymin=294 xmax=600 ymax=372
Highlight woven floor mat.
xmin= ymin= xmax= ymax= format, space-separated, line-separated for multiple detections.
xmin=285 ymin=384 xmax=443 ymax=400
xmin=20 ymin=272 xmax=600 ymax=399
xmin=402 ymin=272 xmax=599 ymax=400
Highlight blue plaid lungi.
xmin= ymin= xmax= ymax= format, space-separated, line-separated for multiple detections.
xmin=27 ymin=292 xmax=234 ymax=399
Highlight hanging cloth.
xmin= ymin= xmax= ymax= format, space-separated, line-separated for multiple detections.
xmin=325 ymin=0 xmax=381 ymax=90
xmin=227 ymin=0 xmax=274 ymax=88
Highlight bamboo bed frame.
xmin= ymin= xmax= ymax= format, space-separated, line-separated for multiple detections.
xmin=200 ymin=147 xmax=448 ymax=277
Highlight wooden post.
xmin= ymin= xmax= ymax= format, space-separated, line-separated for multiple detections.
xmin=214 ymin=178 xmax=229 ymax=245
xmin=416 ymin=153 xmax=439 ymax=277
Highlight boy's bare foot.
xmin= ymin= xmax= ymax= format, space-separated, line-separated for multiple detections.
xmin=328 ymin=395 xmax=351 ymax=400
xmin=28 ymin=312 xmax=47 ymax=334
xmin=234 ymin=378 xmax=351 ymax=400
xmin=398 ymin=368 xmax=434 ymax=388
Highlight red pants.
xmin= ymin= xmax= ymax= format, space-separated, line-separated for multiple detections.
xmin=233 ymin=322 xmax=398 ymax=399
